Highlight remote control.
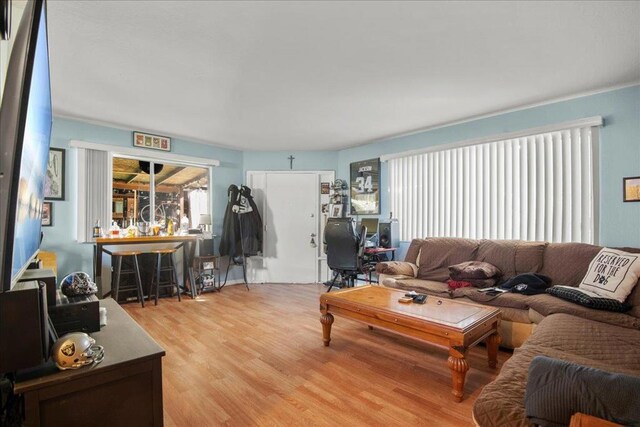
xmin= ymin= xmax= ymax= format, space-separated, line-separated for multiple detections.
xmin=413 ymin=294 xmax=427 ymax=304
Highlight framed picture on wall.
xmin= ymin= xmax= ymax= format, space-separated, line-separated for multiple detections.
xmin=133 ymin=131 xmax=171 ymax=152
xmin=41 ymin=202 xmax=52 ymax=227
xmin=45 ymin=148 xmax=65 ymax=200
xmin=330 ymin=204 xmax=343 ymax=218
xmin=623 ymin=176 xmax=640 ymax=202
xmin=350 ymin=158 xmax=380 ymax=215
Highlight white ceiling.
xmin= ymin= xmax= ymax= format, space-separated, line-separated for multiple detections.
xmin=47 ymin=1 xmax=640 ymax=151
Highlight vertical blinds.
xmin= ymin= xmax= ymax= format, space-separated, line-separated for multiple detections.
xmin=76 ymin=148 xmax=111 ymax=243
xmin=388 ymin=125 xmax=598 ymax=243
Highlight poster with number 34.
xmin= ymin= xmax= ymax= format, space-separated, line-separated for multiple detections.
xmin=350 ymin=158 xmax=380 ymax=215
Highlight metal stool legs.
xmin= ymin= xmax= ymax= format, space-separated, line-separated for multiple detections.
xmin=151 ymin=252 xmax=181 ymax=305
xmin=112 ymin=253 xmax=145 ymax=307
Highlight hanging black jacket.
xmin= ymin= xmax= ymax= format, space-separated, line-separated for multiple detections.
xmin=237 ymin=186 xmax=263 ymax=256
xmin=219 ymin=185 xmax=263 ymax=258
xmin=219 ymin=185 xmax=241 ymax=258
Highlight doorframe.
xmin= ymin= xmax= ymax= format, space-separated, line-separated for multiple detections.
xmin=246 ymin=170 xmax=335 ymax=283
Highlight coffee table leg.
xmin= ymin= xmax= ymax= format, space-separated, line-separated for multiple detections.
xmin=486 ymin=332 xmax=502 ymax=368
xmin=448 ymin=353 xmax=469 ymax=402
xmin=320 ymin=313 xmax=334 ymax=346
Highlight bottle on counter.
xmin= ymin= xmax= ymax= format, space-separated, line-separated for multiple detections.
xmin=180 ymin=215 xmax=189 ymax=232
xmin=126 ymin=218 xmax=138 ymax=237
xmin=93 ymin=219 xmax=101 ymax=238
xmin=167 ymin=217 xmax=174 ymax=236
xmin=110 ymin=220 xmax=120 ymax=236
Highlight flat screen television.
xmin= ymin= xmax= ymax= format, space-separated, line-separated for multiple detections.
xmin=0 ymin=0 xmax=52 ymax=291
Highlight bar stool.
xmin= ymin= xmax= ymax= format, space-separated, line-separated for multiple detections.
xmin=112 ymin=250 xmax=145 ymax=307
xmin=150 ymin=248 xmax=181 ymax=305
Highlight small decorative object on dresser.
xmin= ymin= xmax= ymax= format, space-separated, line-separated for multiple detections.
xmin=321 ymin=182 xmax=330 ymax=195
xmin=133 ymin=131 xmax=171 ymax=152
xmin=41 ymin=201 xmax=52 ymax=226
xmin=45 ymin=148 xmax=65 ymax=200
xmin=623 ymin=176 xmax=640 ymax=202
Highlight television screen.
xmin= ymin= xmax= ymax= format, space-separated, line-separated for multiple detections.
xmin=0 ymin=0 xmax=52 ymax=290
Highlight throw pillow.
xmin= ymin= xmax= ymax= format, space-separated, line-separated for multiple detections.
xmin=547 ymin=286 xmax=632 ymax=313
xmin=579 ymin=248 xmax=640 ymax=303
xmin=449 ymin=260 xmax=501 ymax=288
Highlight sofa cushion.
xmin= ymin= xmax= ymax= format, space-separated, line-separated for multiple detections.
xmin=514 ymin=241 xmax=548 ymax=275
xmin=578 ymin=247 xmax=640 ymax=303
xmin=404 ymin=239 xmax=426 ymax=264
xmin=527 ymin=294 xmax=640 ymax=330
xmin=627 ymin=280 xmax=640 ymax=318
xmin=615 ymin=247 xmax=640 ymax=318
xmin=452 ymin=287 xmax=536 ymax=311
xmin=476 ymin=240 xmax=519 ymax=278
xmin=417 ymin=238 xmax=479 ymax=282
xmin=375 ymin=261 xmax=417 ymax=277
xmin=387 ymin=278 xmax=450 ymax=295
xmin=476 ymin=240 xmax=547 ymax=281
xmin=540 ymin=243 xmax=601 ymax=287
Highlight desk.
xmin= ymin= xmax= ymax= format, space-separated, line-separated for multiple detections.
xmin=14 ymin=299 xmax=165 ymax=426
xmin=93 ymin=235 xmax=198 ymax=299
xmin=360 ymin=247 xmax=398 ymax=283
xmin=364 ymin=246 xmax=398 ymax=261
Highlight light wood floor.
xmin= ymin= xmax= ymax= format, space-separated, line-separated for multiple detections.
xmin=123 ymin=284 xmax=511 ymax=426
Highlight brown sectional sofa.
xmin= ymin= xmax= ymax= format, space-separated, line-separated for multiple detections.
xmin=376 ymin=238 xmax=640 ymax=426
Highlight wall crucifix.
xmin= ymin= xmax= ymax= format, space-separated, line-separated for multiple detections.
xmin=288 ymin=155 xmax=295 ymax=170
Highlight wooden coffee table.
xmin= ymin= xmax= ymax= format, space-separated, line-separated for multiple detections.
xmin=319 ymin=285 xmax=501 ymax=401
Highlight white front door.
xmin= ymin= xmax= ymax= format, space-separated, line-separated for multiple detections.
xmin=263 ymin=173 xmax=318 ymax=283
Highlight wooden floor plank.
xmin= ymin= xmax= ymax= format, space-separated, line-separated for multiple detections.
xmin=123 ymin=283 xmax=510 ymax=426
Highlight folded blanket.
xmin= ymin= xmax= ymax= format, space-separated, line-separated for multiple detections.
xmin=448 ymin=261 xmax=501 ymax=288
xmin=525 ymin=356 xmax=640 ymax=427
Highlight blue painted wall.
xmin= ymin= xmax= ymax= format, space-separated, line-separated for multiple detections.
xmin=337 ymin=85 xmax=640 ymax=248
xmin=41 ymin=118 xmax=244 ymax=280
xmin=43 ymin=85 xmax=640 ymax=279
xmin=242 ymin=150 xmax=338 ymax=175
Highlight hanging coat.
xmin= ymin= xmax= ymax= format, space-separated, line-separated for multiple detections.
xmin=219 ymin=185 xmax=264 ymax=258
xmin=236 ymin=186 xmax=263 ymax=256
xmin=219 ymin=185 xmax=241 ymax=258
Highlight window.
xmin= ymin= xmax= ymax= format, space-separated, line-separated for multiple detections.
xmin=72 ymin=140 xmax=219 ymax=243
xmin=111 ymin=156 xmax=209 ymax=231
xmin=386 ymin=119 xmax=601 ymax=244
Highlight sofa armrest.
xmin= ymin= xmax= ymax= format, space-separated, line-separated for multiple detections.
xmin=376 ymin=261 xmax=418 ymax=277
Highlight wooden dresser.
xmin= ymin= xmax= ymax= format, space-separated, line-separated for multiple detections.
xmin=14 ymin=299 xmax=165 ymax=426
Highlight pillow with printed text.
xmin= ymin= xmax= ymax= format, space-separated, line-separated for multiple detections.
xmin=579 ymin=248 xmax=640 ymax=303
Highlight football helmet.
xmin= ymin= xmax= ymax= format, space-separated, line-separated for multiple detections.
xmin=52 ymin=332 xmax=105 ymax=370
xmin=59 ymin=272 xmax=98 ymax=297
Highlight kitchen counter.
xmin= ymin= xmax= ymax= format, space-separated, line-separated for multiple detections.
xmin=92 ymin=234 xmax=199 ymax=298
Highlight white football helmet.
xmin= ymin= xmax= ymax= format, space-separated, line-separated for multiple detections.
xmin=52 ymin=332 xmax=104 ymax=370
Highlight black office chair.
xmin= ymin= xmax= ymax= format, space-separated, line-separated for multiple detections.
xmin=324 ymin=218 xmax=367 ymax=292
